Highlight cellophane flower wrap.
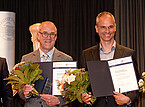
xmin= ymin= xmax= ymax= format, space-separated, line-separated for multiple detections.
xmin=57 ymin=68 xmax=96 ymax=105
xmin=5 ymin=62 xmax=44 ymax=96
xmin=138 ymin=72 xmax=145 ymax=93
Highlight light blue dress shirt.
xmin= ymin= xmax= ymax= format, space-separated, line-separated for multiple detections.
xmin=39 ymin=47 xmax=55 ymax=62
xmin=100 ymin=40 xmax=116 ymax=61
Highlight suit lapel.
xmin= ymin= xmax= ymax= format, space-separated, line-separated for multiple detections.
xmin=32 ymin=49 xmax=40 ymax=62
xmin=92 ymin=45 xmax=100 ymax=61
xmin=113 ymin=43 xmax=123 ymax=59
xmin=52 ymin=48 xmax=61 ymax=61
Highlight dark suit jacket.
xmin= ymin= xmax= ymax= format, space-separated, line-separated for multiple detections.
xmin=0 ymin=57 xmax=13 ymax=107
xmin=16 ymin=48 xmax=73 ymax=107
xmin=80 ymin=43 xmax=140 ymax=107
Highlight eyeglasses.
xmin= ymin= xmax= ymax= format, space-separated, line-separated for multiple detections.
xmin=39 ymin=31 xmax=57 ymax=38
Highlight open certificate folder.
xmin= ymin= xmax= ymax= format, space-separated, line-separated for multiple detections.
xmin=108 ymin=56 xmax=138 ymax=93
xmin=34 ymin=61 xmax=77 ymax=95
xmin=87 ymin=56 xmax=139 ymax=97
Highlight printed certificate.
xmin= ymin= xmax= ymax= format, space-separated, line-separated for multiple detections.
xmin=108 ymin=56 xmax=138 ymax=93
xmin=52 ymin=61 xmax=77 ymax=95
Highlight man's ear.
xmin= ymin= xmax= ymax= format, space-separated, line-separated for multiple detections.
xmin=114 ymin=24 xmax=116 ymax=31
xmin=55 ymin=35 xmax=57 ymax=41
xmin=95 ymin=25 xmax=98 ymax=33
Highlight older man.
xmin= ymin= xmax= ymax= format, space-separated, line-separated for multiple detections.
xmin=19 ymin=21 xmax=73 ymax=107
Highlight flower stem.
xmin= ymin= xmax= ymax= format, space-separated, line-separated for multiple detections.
xmin=31 ymin=88 xmax=39 ymax=96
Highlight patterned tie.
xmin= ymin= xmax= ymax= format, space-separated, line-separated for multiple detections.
xmin=43 ymin=54 xmax=49 ymax=62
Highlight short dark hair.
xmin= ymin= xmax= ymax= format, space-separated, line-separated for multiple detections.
xmin=96 ymin=11 xmax=116 ymax=25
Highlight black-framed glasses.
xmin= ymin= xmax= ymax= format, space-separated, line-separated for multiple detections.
xmin=39 ymin=31 xmax=57 ymax=38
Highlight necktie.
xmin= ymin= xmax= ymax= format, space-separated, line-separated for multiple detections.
xmin=43 ymin=54 xmax=49 ymax=62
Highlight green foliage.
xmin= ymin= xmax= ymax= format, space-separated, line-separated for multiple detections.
xmin=5 ymin=62 xmax=44 ymax=96
xmin=58 ymin=69 xmax=96 ymax=105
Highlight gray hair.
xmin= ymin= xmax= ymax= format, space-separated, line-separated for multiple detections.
xmin=96 ymin=11 xmax=116 ymax=25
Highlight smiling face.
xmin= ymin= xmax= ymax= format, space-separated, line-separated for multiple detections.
xmin=37 ymin=21 xmax=57 ymax=53
xmin=95 ymin=14 xmax=116 ymax=43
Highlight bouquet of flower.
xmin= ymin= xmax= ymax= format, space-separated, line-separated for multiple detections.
xmin=57 ymin=68 xmax=96 ymax=105
xmin=5 ymin=62 xmax=44 ymax=96
xmin=138 ymin=72 xmax=145 ymax=93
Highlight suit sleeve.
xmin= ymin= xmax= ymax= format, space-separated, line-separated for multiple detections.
xmin=1 ymin=58 xmax=14 ymax=107
xmin=21 ymin=55 xmax=26 ymax=62
xmin=80 ymin=51 xmax=85 ymax=68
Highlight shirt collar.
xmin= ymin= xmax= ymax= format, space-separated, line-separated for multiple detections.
xmin=100 ymin=40 xmax=116 ymax=54
xmin=39 ymin=47 xmax=55 ymax=58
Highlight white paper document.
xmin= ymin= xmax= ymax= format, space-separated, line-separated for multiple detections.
xmin=108 ymin=56 xmax=138 ymax=93
xmin=52 ymin=62 xmax=77 ymax=95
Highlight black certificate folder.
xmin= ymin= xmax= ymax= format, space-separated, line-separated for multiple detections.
xmin=87 ymin=61 xmax=114 ymax=97
xmin=34 ymin=61 xmax=77 ymax=95
xmin=34 ymin=62 xmax=53 ymax=94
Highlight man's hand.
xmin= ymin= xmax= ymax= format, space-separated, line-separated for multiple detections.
xmin=81 ymin=92 xmax=92 ymax=104
xmin=113 ymin=91 xmax=130 ymax=105
xmin=40 ymin=94 xmax=60 ymax=106
xmin=23 ymin=84 xmax=34 ymax=97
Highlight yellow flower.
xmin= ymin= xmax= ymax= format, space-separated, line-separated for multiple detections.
xmin=142 ymin=72 xmax=145 ymax=77
xmin=138 ymin=79 xmax=144 ymax=87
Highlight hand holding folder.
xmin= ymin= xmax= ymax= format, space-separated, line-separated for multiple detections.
xmin=87 ymin=56 xmax=138 ymax=97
